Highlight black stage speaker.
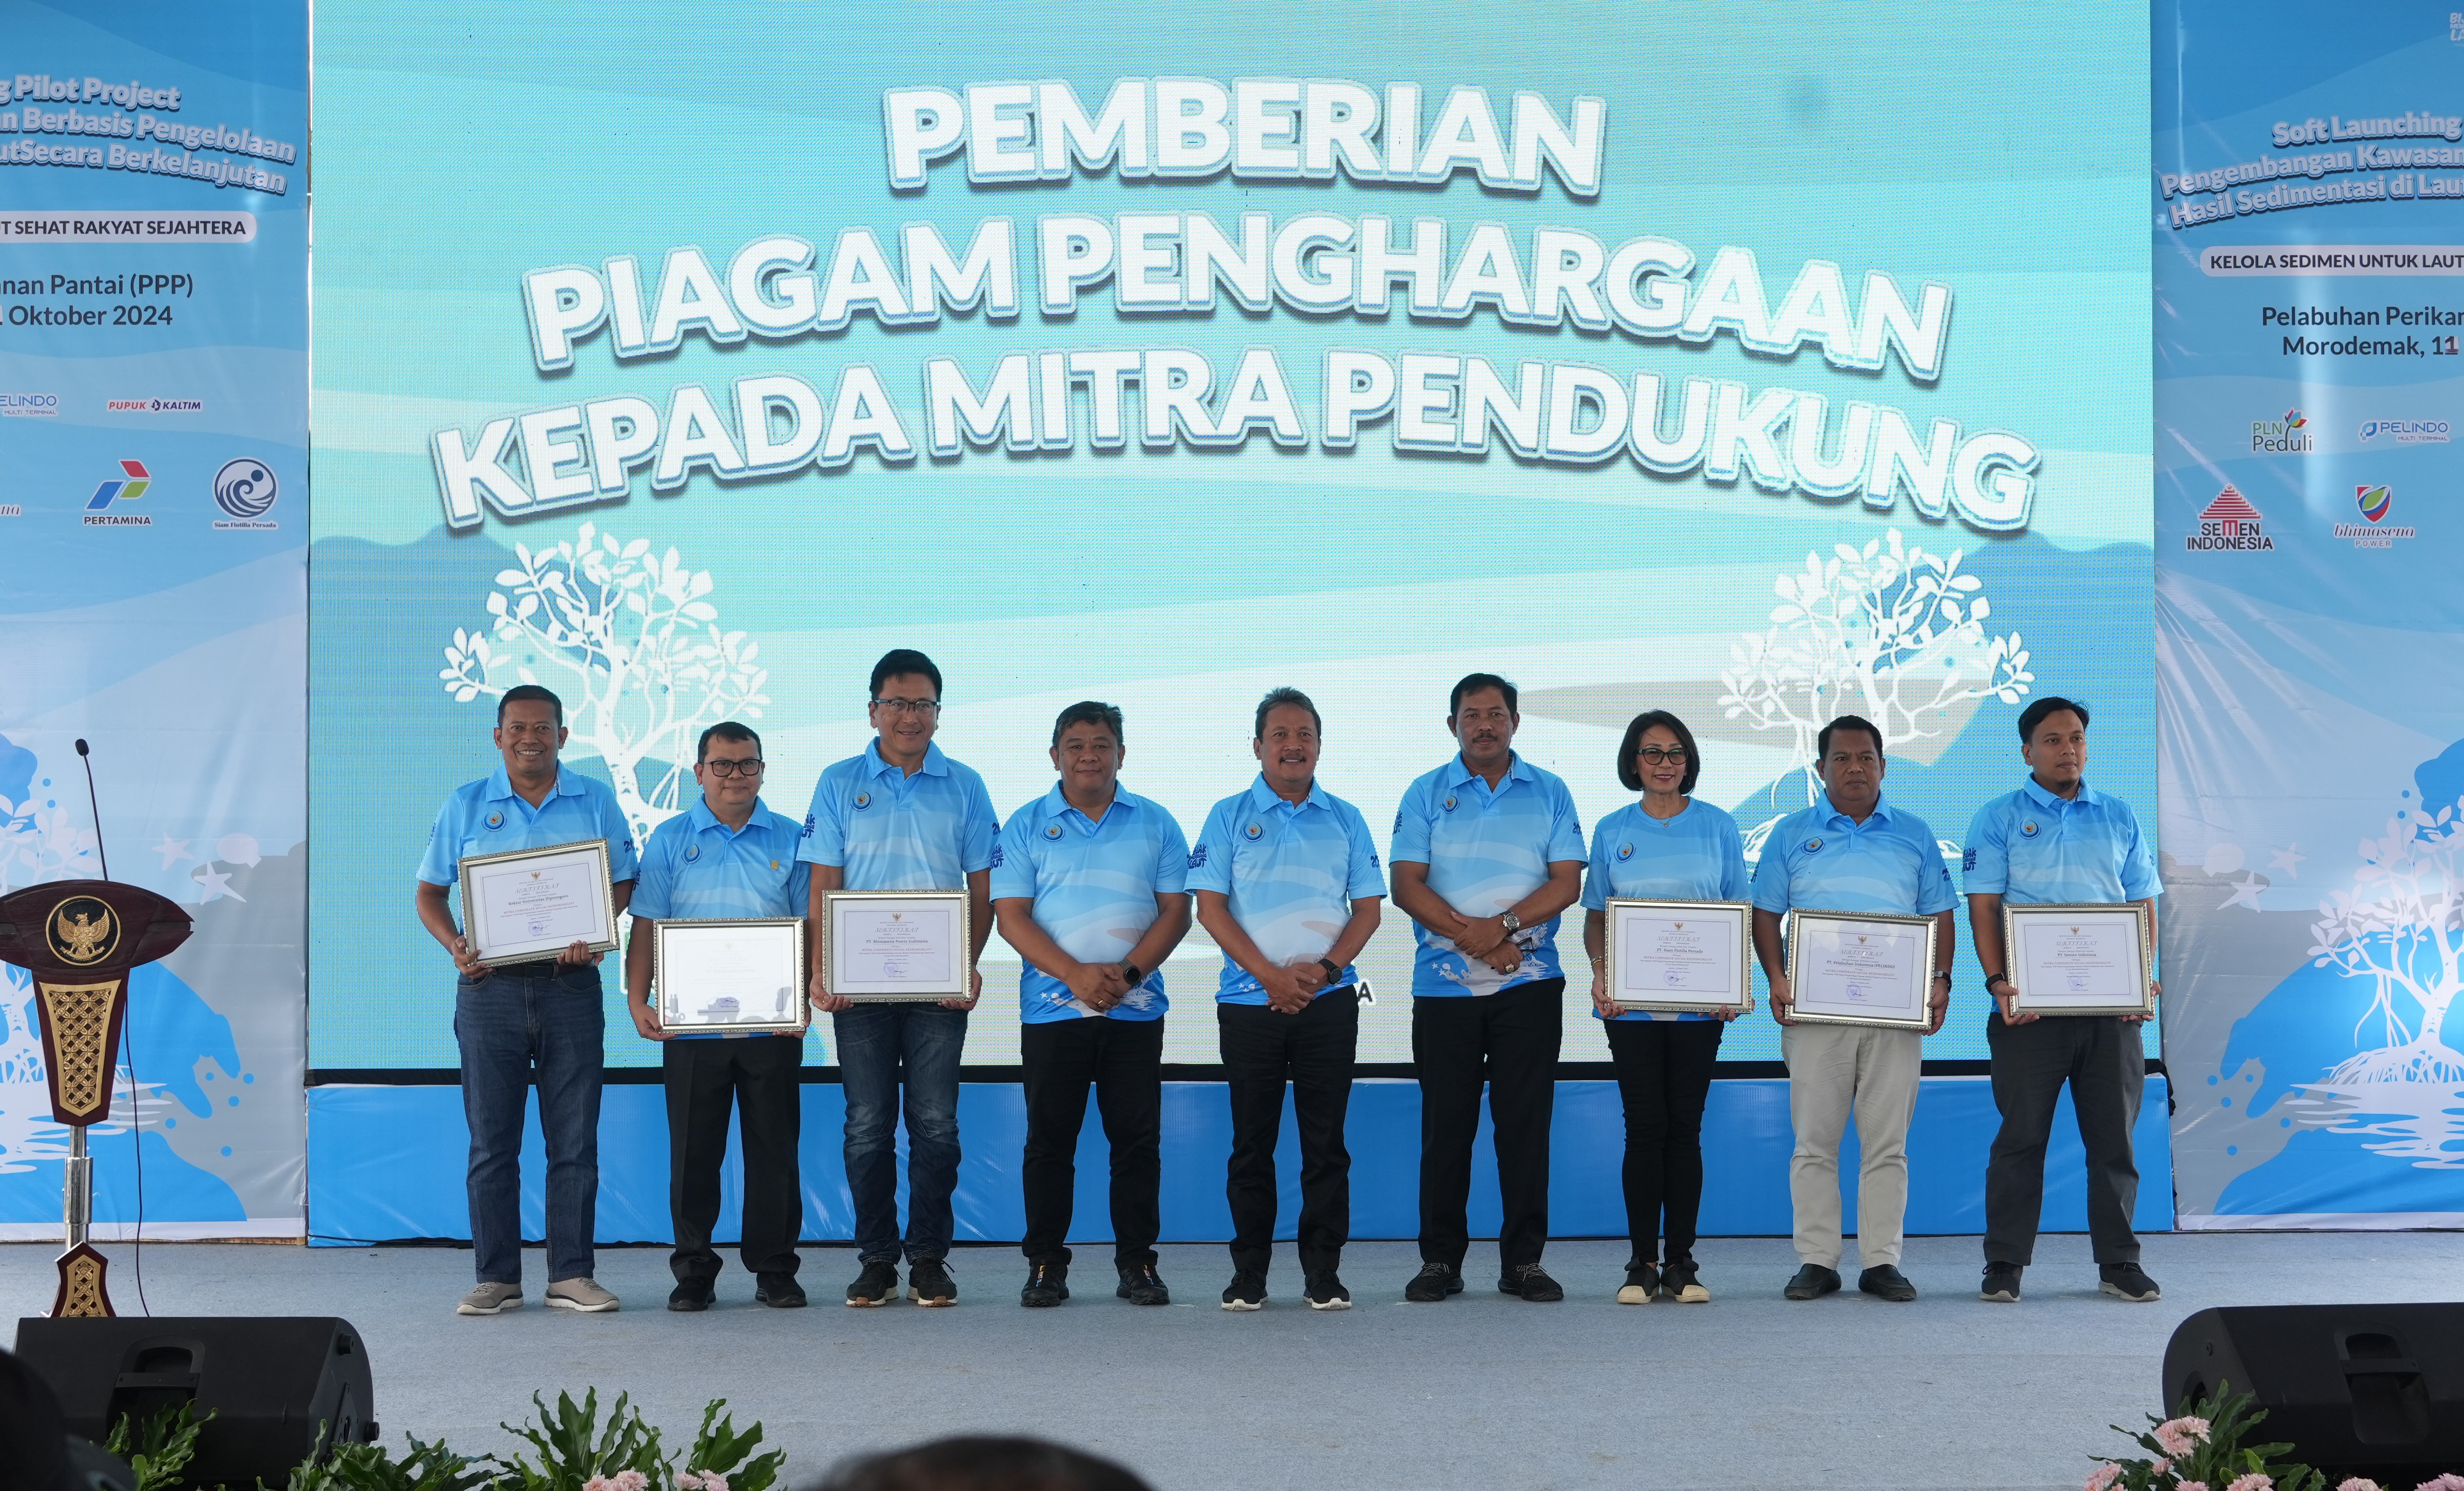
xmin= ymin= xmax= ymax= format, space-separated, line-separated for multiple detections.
xmin=11 ymin=1317 xmax=376 ymax=1484
xmin=2165 ymin=1304 xmax=2464 ymax=1486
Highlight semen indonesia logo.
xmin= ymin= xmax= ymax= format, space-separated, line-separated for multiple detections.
xmin=2334 ymin=484 xmax=2415 ymax=549
xmin=2188 ymin=485 xmax=2273 ymax=551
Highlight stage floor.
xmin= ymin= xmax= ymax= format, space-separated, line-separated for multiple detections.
xmin=7 ymin=1231 xmax=2460 ymax=1491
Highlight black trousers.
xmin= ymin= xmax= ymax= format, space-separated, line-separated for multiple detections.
xmin=663 ymin=1035 xmax=803 ymax=1283
xmin=1020 ymin=1016 xmax=1164 ymax=1268
xmin=1603 ymin=1017 xmax=1724 ymax=1266
xmin=1983 ymin=1012 xmax=2144 ymax=1266
xmin=1412 ymin=980 xmax=1563 ymax=1270
xmin=1219 ymin=990 xmax=1358 ymax=1275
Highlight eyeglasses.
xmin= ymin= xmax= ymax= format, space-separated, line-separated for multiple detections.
xmin=1636 ymin=746 xmax=1689 ymax=765
xmin=701 ymin=759 xmax=764 ymax=778
xmin=873 ymin=697 xmax=941 ymax=716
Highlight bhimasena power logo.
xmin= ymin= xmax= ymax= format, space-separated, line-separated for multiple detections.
xmin=82 ymin=459 xmax=153 ymax=525
xmin=2333 ymin=484 xmax=2416 ymax=549
xmin=2188 ymin=484 xmax=2272 ymax=550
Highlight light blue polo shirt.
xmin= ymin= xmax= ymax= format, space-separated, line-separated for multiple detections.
xmin=1390 ymin=752 xmax=1587 ymax=997
xmin=991 ymin=784 xmax=1191 ymax=1023
xmin=1187 ymin=775 xmax=1386 ymax=1004
xmin=1582 ymin=799 xmax=1752 ymax=1023
xmin=417 ymin=764 xmax=639 ymax=888
xmin=1750 ymin=792 xmax=1957 ymax=920
xmin=1963 ymin=778 xmax=2160 ymax=907
xmin=798 ymin=740 xmax=999 ymax=892
xmin=631 ymin=797 xmax=813 ymax=1040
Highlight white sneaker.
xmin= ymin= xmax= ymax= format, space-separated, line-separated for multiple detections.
xmin=545 ymin=1276 xmax=620 ymax=1312
xmin=457 ymin=1281 xmax=522 ymax=1316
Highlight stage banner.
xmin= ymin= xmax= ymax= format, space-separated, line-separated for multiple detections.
xmin=0 ymin=1 xmax=308 ymax=1239
xmin=2157 ymin=1 xmax=2464 ymax=1226
xmin=309 ymin=1 xmax=2154 ymax=1075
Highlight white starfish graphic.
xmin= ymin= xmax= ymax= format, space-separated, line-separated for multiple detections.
xmin=2267 ymin=843 xmax=2306 ymax=876
xmin=152 ymin=833 xmax=192 ymax=870
xmin=2219 ymin=873 xmax=2266 ymax=913
xmin=192 ymin=863 xmax=243 ymax=903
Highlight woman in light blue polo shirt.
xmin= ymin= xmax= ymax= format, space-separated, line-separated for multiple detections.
xmin=1581 ymin=710 xmax=1749 ymax=1306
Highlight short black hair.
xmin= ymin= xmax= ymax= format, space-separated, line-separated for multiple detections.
xmin=815 ymin=1436 xmax=1153 ymax=1491
xmin=697 ymin=721 xmax=761 ymax=762
xmin=870 ymin=648 xmax=943 ymax=701
xmin=497 ymin=683 xmax=564 ymax=726
xmin=2017 ymin=695 xmax=2089 ymax=742
xmin=1254 ymin=686 xmax=1321 ymax=739
xmin=1616 ymin=710 xmax=1702 ymax=794
xmin=1052 ymin=700 xmax=1125 ymax=748
xmin=1450 ymin=672 xmax=1518 ymax=716
xmin=1817 ymin=714 xmax=1884 ymax=760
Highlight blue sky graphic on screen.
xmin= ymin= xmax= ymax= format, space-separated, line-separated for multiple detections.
xmin=309 ymin=1 xmax=2154 ymax=1067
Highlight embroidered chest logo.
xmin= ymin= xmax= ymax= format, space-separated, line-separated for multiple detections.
xmin=1244 ymin=822 xmax=1262 ymax=840
xmin=1804 ymin=838 xmax=1824 ymax=854
xmin=2019 ymin=821 xmax=2040 ymax=838
xmin=1441 ymin=794 xmax=1458 ymax=813
xmin=1616 ymin=843 xmax=1634 ymax=861
xmin=484 ymin=811 xmax=504 ymax=830
xmin=684 ymin=844 xmax=700 ymax=861
xmin=1044 ymin=824 xmax=1063 ymax=840
xmin=853 ymin=791 xmax=872 ymax=811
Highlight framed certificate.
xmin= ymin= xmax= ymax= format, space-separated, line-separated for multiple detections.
xmin=1783 ymin=908 xmax=1938 ymax=1030
xmin=653 ymin=918 xmax=808 ymax=1034
xmin=457 ymin=839 xmax=619 ymax=967
xmin=1603 ymin=899 xmax=1753 ymax=1014
xmin=822 ymin=890 xmax=970 ymax=1002
xmin=2002 ymin=903 xmax=2154 ymax=1017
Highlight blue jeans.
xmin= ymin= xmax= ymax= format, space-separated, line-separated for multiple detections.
xmin=455 ymin=963 xmax=604 ymax=1284
xmin=833 ymin=1003 xmax=967 ymax=1264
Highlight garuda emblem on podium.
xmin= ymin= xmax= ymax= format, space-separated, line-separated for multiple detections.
xmin=47 ymin=896 xmax=118 ymax=966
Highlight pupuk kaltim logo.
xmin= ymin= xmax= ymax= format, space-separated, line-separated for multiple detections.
xmin=2251 ymin=407 xmax=2313 ymax=455
xmin=2187 ymin=485 xmax=2272 ymax=550
xmin=82 ymin=459 xmax=152 ymax=526
xmin=2334 ymin=484 xmax=2416 ymax=548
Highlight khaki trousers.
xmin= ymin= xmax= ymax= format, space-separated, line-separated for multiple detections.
xmin=1782 ymin=1022 xmax=1923 ymax=1269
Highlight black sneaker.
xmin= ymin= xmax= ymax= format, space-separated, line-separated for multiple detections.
xmin=1858 ymin=1265 xmax=1917 ymax=1302
xmin=907 ymin=1257 xmax=957 ymax=1307
xmin=1784 ymin=1263 xmax=1842 ymax=1300
xmin=1116 ymin=1263 xmax=1170 ymax=1306
xmin=1020 ymin=1262 xmax=1069 ymax=1307
xmin=1303 ymin=1271 xmax=1351 ymax=1311
xmin=1403 ymin=1261 xmax=1464 ymax=1302
xmin=1662 ymin=1260 xmax=1710 ymax=1303
xmin=844 ymin=1260 xmax=898 ymax=1307
xmin=1221 ymin=1269 xmax=1267 ymax=1311
xmin=1617 ymin=1261 xmax=1660 ymax=1305
xmin=1980 ymin=1262 xmax=2023 ymax=1303
xmin=756 ymin=1273 xmax=807 ymax=1308
xmin=2099 ymin=1262 xmax=2161 ymax=1302
xmin=1499 ymin=1262 xmax=1564 ymax=1301
xmin=667 ymin=1281 xmax=713 ymax=1312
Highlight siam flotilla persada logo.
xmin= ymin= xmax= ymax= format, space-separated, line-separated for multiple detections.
xmin=2333 ymin=484 xmax=2416 ymax=548
xmin=211 ymin=457 xmax=278 ymax=528
xmin=2188 ymin=484 xmax=2272 ymax=550
xmin=83 ymin=459 xmax=152 ymax=525
xmin=2358 ymin=417 xmax=2450 ymax=444
xmin=2251 ymin=407 xmax=2312 ymax=455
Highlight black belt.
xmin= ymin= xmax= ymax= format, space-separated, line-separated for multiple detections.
xmin=490 ymin=958 xmax=567 ymax=979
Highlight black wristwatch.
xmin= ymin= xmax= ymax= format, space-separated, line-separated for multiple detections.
xmin=1933 ymin=970 xmax=1953 ymax=989
xmin=1985 ymin=973 xmax=2011 ymax=992
xmin=1317 ymin=957 xmax=1343 ymax=984
xmin=1120 ymin=961 xmax=1142 ymax=986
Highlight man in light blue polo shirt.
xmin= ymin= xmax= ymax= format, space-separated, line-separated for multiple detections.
xmin=1189 ymin=687 xmax=1385 ymax=1312
xmin=1751 ymin=713 xmax=1956 ymax=1305
xmin=991 ymin=700 xmax=1192 ymax=1309
xmin=624 ymin=721 xmax=812 ymax=1312
xmin=414 ymin=683 xmax=637 ymax=1317
xmin=1964 ymin=695 xmax=2163 ymax=1306
xmin=800 ymin=648 xmax=998 ymax=1309
xmin=1390 ymin=672 xmax=1586 ymax=1305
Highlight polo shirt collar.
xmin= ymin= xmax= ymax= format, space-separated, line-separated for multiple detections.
xmin=485 ymin=764 xmax=585 ymax=803
xmin=1040 ymin=782 xmax=1134 ymax=827
xmin=1246 ymin=774 xmax=1329 ymax=813
xmin=687 ymin=795 xmax=771 ymax=838
xmin=1445 ymin=752 xmax=1534 ymax=790
xmin=2021 ymin=775 xmax=2100 ymax=811
xmin=1817 ymin=790 xmax=1894 ymax=829
xmin=867 ymin=740 xmax=950 ymax=779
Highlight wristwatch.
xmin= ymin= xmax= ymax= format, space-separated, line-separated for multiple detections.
xmin=1317 ymin=957 xmax=1343 ymax=984
xmin=1119 ymin=961 xmax=1142 ymax=986
xmin=1933 ymin=970 xmax=1954 ymax=988
xmin=1499 ymin=911 xmax=1522 ymax=934
xmin=1984 ymin=973 xmax=2011 ymax=992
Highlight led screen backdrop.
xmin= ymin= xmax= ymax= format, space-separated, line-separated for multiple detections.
xmin=309 ymin=0 xmax=2155 ymax=1068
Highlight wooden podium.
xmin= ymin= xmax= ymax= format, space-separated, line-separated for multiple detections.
xmin=0 ymin=880 xmax=191 ymax=1317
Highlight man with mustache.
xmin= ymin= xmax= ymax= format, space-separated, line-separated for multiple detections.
xmin=1390 ymin=673 xmax=1586 ymax=1304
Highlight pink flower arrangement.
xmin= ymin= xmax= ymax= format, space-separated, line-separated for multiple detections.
xmin=2088 ymin=1467 xmax=2123 ymax=1491
xmin=582 ymin=1474 xmax=648 ymax=1491
xmin=2155 ymin=1418 xmax=2215 ymax=1459
xmin=677 ymin=1473 xmax=732 ymax=1491
xmin=2226 ymin=1475 xmax=2274 ymax=1491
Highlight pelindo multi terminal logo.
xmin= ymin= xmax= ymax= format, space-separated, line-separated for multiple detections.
xmin=2188 ymin=485 xmax=2273 ymax=550
xmin=211 ymin=457 xmax=279 ymax=528
xmin=2333 ymin=484 xmax=2416 ymax=548
xmin=2358 ymin=417 xmax=2451 ymax=444
xmin=2251 ymin=408 xmax=2313 ymax=454
xmin=82 ymin=459 xmax=153 ymax=526
xmin=0 ymin=392 xmax=59 ymax=418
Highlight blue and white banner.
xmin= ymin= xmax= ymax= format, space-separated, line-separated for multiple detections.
xmin=0 ymin=0 xmax=307 ymax=1239
xmin=2156 ymin=0 xmax=2464 ymax=1225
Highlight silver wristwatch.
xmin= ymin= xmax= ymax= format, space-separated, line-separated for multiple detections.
xmin=1499 ymin=911 xmax=1522 ymax=934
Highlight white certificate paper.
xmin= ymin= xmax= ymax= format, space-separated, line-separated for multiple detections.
xmin=825 ymin=891 xmax=971 ymax=1001
xmin=460 ymin=841 xmax=616 ymax=965
xmin=1785 ymin=910 xmax=1934 ymax=1028
xmin=657 ymin=920 xmax=804 ymax=1032
xmin=2006 ymin=905 xmax=2152 ymax=1016
xmin=1605 ymin=900 xmax=1752 ymax=1013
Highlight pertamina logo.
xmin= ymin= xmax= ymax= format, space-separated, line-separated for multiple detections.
xmin=2251 ymin=408 xmax=2312 ymax=455
xmin=2188 ymin=485 xmax=2272 ymax=551
xmin=2333 ymin=484 xmax=2416 ymax=549
xmin=83 ymin=459 xmax=152 ymax=526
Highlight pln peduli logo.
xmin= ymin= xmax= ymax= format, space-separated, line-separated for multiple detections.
xmin=212 ymin=457 xmax=278 ymax=528
xmin=83 ymin=459 xmax=153 ymax=526
xmin=2187 ymin=485 xmax=2272 ymax=551
xmin=2250 ymin=408 xmax=2312 ymax=455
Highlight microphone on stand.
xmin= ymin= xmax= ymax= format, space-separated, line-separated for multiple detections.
xmin=73 ymin=739 xmax=110 ymax=881
xmin=70 ymin=737 xmax=147 ymax=1314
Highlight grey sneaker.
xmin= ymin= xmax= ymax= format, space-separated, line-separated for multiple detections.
xmin=457 ymin=1281 xmax=522 ymax=1316
xmin=544 ymin=1276 xmax=620 ymax=1312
